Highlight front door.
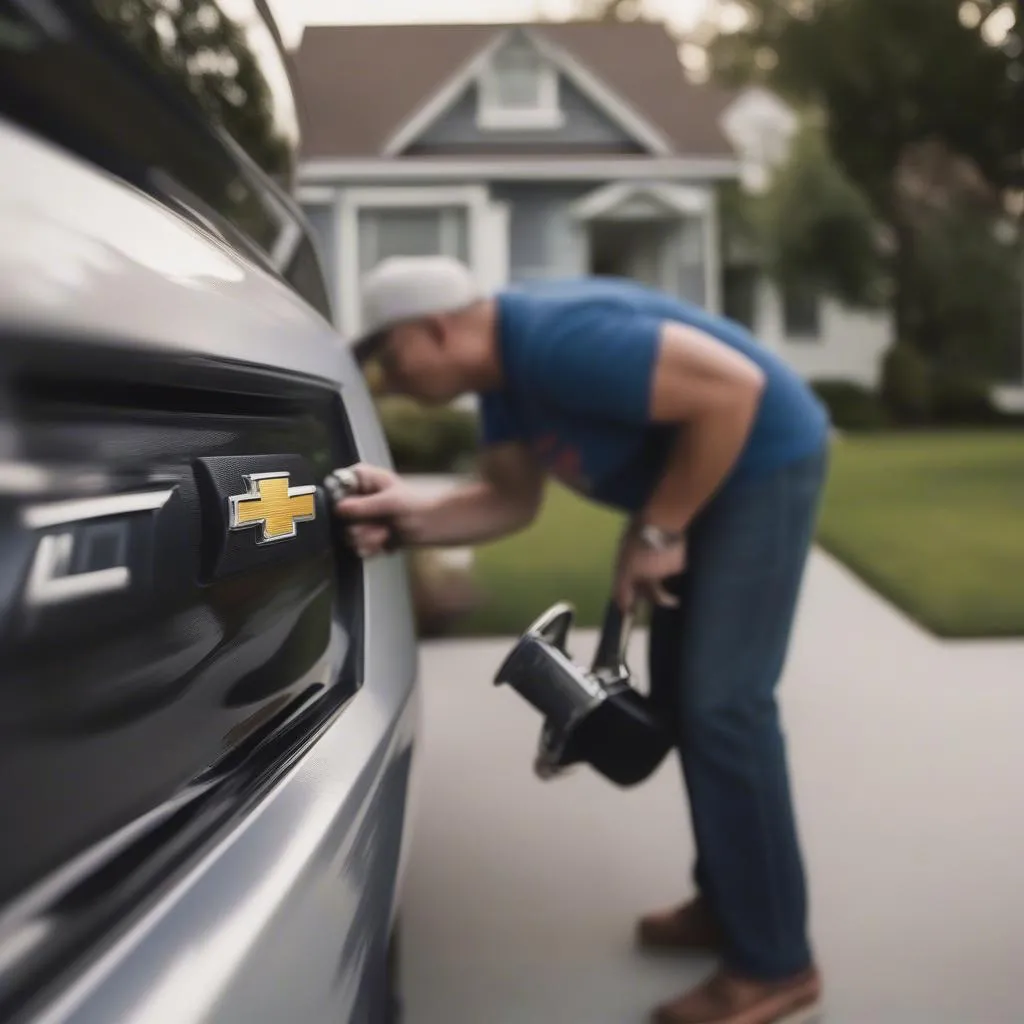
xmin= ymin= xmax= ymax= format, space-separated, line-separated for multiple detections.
xmin=588 ymin=217 xmax=706 ymax=304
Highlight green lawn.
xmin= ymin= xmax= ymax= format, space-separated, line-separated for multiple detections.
xmin=816 ymin=431 xmax=1024 ymax=638
xmin=460 ymin=431 xmax=1024 ymax=639
xmin=462 ymin=484 xmax=626 ymax=637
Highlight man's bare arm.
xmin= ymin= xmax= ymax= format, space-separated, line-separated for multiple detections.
xmin=403 ymin=442 xmax=546 ymax=547
xmin=640 ymin=321 xmax=766 ymax=532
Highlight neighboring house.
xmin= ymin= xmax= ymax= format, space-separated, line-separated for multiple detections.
xmin=293 ymin=22 xmax=891 ymax=388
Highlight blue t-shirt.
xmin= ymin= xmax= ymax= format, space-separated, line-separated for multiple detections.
xmin=479 ymin=277 xmax=830 ymax=514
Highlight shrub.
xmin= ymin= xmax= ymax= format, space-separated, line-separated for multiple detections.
xmin=408 ymin=549 xmax=481 ymax=638
xmin=376 ymin=397 xmax=479 ymax=474
xmin=881 ymin=343 xmax=933 ymax=424
xmin=931 ymin=367 xmax=1000 ymax=426
xmin=810 ymin=379 xmax=888 ymax=431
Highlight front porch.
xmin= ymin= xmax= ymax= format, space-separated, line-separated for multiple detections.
xmin=300 ymin=177 xmax=724 ymax=340
xmin=299 ymin=175 xmax=891 ymax=389
xmin=568 ymin=180 xmax=719 ymax=313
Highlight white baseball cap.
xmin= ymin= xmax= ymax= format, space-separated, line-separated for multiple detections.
xmin=352 ymin=255 xmax=485 ymax=363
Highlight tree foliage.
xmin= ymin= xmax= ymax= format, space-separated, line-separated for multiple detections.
xmin=894 ymin=141 xmax=1022 ymax=375
xmin=571 ymin=0 xmax=1023 ymax=378
xmin=705 ymin=0 xmax=1023 ymax=370
xmin=571 ymin=0 xmax=648 ymax=21
xmin=708 ymin=0 xmax=1021 ymax=203
xmin=752 ymin=117 xmax=886 ymax=307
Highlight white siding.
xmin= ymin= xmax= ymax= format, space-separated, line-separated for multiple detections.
xmin=490 ymin=184 xmax=591 ymax=281
xmin=754 ymin=279 xmax=892 ymax=388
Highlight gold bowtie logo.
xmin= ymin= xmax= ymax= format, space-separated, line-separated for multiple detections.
xmin=228 ymin=472 xmax=316 ymax=545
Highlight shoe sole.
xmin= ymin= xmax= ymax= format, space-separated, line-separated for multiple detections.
xmin=660 ymin=997 xmax=824 ymax=1024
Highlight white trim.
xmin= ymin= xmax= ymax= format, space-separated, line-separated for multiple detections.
xmin=477 ymin=199 xmax=511 ymax=291
xmin=301 ymin=157 xmax=742 ymax=184
xmin=704 ymin=185 xmax=721 ymax=314
xmin=476 ymin=105 xmax=565 ymax=131
xmin=524 ymin=29 xmax=672 ymax=156
xmin=296 ymin=185 xmax=334 ymax=204
xmin=382 ymin=30 xmax=514 ymax=157
xmin=336 ymin=185 xmax=499 ymax=338
xmin=380 ymin=25 xmax=674 ymax=157
xmin=569 ymin=181 xmax=710 ymax=221
xmin=476 ymin=35 xmax=564 ymax=132
xmin=340 ymin=185 xmax=491 ymax=208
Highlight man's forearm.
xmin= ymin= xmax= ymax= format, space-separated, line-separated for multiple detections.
xmin=405 ymin=481 xmax=537 ymax=547
xmin=642 ymin=400 xmax=758 ymax=532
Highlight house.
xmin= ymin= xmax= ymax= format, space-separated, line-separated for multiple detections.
xmin=293 ymin=22 xmax=892 ymax=388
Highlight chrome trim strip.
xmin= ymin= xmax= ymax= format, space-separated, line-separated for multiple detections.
xmin=21 ymin=489 xmax=174 ymax=530
xmin=0 ymin=782 xmax=217 ymax=978
xmin=24 ymin=533 xmax=131 ymax=607
xmin=0 ymin=463 xmax=115 ymax=498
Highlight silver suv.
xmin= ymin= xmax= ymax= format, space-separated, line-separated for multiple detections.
xmin=0 ymin=2 xmax=419 ymax=1021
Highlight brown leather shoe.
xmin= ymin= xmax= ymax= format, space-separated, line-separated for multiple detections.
xmin=636 ymin=897 xmax=722 ymax=954
xmin=652 ymin=967 xmax=822 ymax=1024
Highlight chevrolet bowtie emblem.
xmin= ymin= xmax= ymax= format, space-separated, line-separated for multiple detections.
xmin=228 ymin=472 xmax=316 ymax=545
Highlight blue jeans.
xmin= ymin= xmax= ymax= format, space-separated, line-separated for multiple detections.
xmin=648 ymin=447 xmax=828 ymax=980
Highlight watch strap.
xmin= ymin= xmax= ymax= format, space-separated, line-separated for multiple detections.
xmin=638 ymin=524 xmax=683 ymax=551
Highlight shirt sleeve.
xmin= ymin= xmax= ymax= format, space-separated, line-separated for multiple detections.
xmin=478 ymin=390 xmax=521 ymax=449
xmin=529 ymin=304 xmax=663 ymax=425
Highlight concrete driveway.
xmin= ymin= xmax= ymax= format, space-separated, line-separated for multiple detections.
xmin=398 ymin=550 xmax=1024 ymax=1023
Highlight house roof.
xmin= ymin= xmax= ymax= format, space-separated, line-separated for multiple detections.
xmin=293 ymin=22 xmax=738 ymax=160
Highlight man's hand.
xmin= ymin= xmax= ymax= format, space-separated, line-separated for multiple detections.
xmin=333 ymin=447 xmax=545 ymax=557
xmin=614 ymin=524 xmax=686 ymax=611
xmin=333 ymin=463 xmax=425 ymax=558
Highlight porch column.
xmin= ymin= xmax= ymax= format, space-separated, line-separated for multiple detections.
xmin=703 ymin=185 xmax=722 ymax=314
xmin=675 ymin=217 xmax=707 ymax=307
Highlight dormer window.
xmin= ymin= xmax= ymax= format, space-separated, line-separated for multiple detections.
xmin=477 ymin=37 xmax=563 ymax=130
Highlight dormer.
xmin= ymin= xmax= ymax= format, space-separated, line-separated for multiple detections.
xmin=476 ymin=33 xmax=565 ymax=132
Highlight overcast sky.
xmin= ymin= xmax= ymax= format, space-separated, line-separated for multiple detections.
xmin=267 ymin=0 xmax=710 ymax=48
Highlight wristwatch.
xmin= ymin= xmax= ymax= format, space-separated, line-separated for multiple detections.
xmin=637 ymin=524 xmax=683 ymax=551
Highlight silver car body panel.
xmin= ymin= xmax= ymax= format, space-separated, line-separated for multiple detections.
xmin=0 ymin=118 xmax=420 ymax=1023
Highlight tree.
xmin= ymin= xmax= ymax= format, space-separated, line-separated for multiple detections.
xmin=702 ymin=0 xmax=1023 ymax=357
xmin=569 ymin=0 xmax=887 ymax=310
xmin=750 ymin=116 xmax=886 ymax=308
xmin=571 ymin=0 xmax=648 ymax=21
xmin=892 ymin=139 xmax=1022 ymax=376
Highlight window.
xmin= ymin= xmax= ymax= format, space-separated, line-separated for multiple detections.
xmin=477 ymin=39 xmax=562 ymax=130
xmin=782 ymin=281 xmax=821 ymax=339
xmin=338 ymin=187 xmax=496 ymax=338
xmin=357 ymin=207 xmax=469 ymax=274
xmin=493 ymin=44 xmax=545 ymax=108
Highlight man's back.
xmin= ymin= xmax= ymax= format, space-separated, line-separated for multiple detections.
xmin=487 ymin=276 xmax=830 ymax=507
